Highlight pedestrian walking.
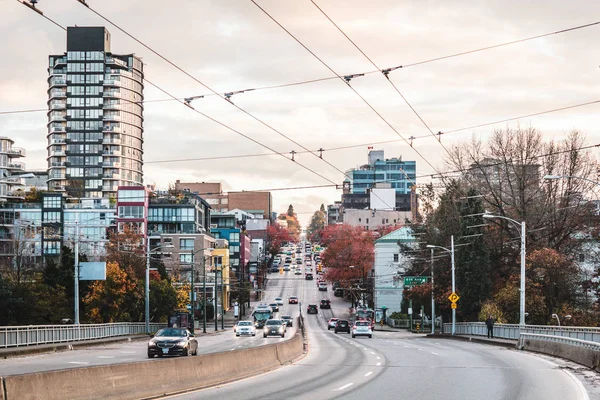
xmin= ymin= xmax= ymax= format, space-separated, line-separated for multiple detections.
xmin=485 ymin=315 xmax=495 ymax=338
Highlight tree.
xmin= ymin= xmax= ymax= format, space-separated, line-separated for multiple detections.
xmin=267 ymin=224 xmax=292 ymax=258
xmin=0 ymin=223 xmax=41 ymax=284
xmin=307 ymin=208 xmax=326 ymax=243
xmin=287 ymin=204 xmax=295 ymax=217
xmin=320 ymin=204 xmax=325 ymax=213
xmin=106 ymin=225 xmax=146 ymax=280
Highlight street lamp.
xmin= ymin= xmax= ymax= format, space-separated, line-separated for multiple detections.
xmin=430 ymin=248 xmax=435 ymax=335
xmin=427 ymin=235 xmax=456 ymax=335
xmin=543 ymin=174 xmax=600 ymax=186
xmin=552 ymin=313 xmax=572 ymax=326
xmin=349 ymin=265 xmax=366 ymax=307
xmin=483 ymin=213 xmax=526 ymax=326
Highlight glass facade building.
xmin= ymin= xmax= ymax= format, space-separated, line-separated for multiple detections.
xmin=47 ymin=27 xmax=144 ymax=199
xmin=346 ymin=150 xmax=416 ymax=195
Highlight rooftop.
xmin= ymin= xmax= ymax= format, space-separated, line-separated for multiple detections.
xmin=375 ymin=226 xmax=417 ymax=244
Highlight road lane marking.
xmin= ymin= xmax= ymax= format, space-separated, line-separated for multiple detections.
xmin=370 ymin=352 xmax=375 ymax=355
xmin=364 ymin=371 xmax=373 ymax=377
xmin=377 ymin=357 xmax=380 ymax=360
xmin=336 ymin=383 xmax=353 ymax=391
xmin=376 ymin=362 xmax=381 ymax=366
xmin=68 ymin=361 xmax=89 ymax=365
xmin=97 ymin=356 xmax=114 ymax=359
xmin=119 ymin=351 xmax=136 ymax=354
xmin=431 ymin=352 xmax=439 ymax=355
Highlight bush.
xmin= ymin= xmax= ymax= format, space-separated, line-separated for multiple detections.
xmin=389 ymin=312 xmax=409 ymax=320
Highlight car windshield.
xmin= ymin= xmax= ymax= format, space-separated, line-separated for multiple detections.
xmin=356 ymin=322 xmax=370 ymax=326
xmin=156 ymin=328 xmax=187 ymax=337
xmin=275 ymin=297 xmax=282 ymax=300
xmin=238 ymin=321 xmax=253 ymax=326
xmin=266 ymin=320 xmax=281 ymax=326
xmin=282 ymin=316 xmax=291 ymax=319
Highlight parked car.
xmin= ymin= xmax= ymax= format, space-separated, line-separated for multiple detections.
xmin=320 ymin=299 xmax=331 ymax=309
xmin=148 ymin=328 xmax=197 ymax=358
xmin=334 ymin=288 xmax=343 ymax=297
xmin=328 ymin=318 xmax=339 ymax=330
xmin=307 ymin=304 xmax=318 ymax=314
xmin=281 ymin=315 xmax=293 ymax=327
xmin=236 ymin=321 xmax=256 ymax=337
xmin=263 ymin=319 xmax=286 ymax=338
xmin=288 ymin=296 xmax=299 ymax=304
xmin=352 ymin=320 xmax=373 ymax=338
xmin=334 ymin=320 xmax=351 ymax=334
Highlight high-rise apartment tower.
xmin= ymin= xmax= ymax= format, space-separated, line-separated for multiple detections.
xmin=47 ymin=27 xmax=144 ymax=199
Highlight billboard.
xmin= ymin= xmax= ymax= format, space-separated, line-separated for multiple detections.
xmin=79 ymin=262 xmax=107 ymax=280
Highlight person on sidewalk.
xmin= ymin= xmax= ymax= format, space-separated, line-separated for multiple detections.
xmin=485 ymin=315 xmax=495 ymax=338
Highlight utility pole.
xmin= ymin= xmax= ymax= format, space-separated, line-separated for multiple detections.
xmin=145 ymin=238 xmax=150 ymax=334
xmin=74 ymin=221 xmax=80 ymax=325
xmin=203 ymin=255 xmax=207 ymax=334
xmin=221 ymin=266 xmax=224 ymax=330
xmin=430 ymin=248 xmax=435 ymax=335
xmin=215 ymin=262 xmax=219 ymax=332
xmin=190 ymin=251 xmax=195 ymax=334
xmin=450 ymin=235 xmax=456 ymax=335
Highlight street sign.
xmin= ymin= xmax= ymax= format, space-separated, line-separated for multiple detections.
xmin=448 ymin=292 xmax=460 ymax=303
xmin=451 ymin=302 xmax=457 ymax=309
xmin=404 ymin=276 xmax=428 ymax=288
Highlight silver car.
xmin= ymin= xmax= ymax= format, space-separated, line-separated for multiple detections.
xmin=235 ymin=320 xmax=256 ymax=337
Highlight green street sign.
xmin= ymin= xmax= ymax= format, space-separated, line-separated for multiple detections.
xmin=403 ymin=276 xmax=428 ymax=287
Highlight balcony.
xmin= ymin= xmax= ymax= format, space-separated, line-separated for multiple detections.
xmin=48 ymin=173 xmax=66 ymax=180
xmin=103 ymin=138 xmax=121 ymax=145
xmin=103 ymin=149 xmax=121 ymax=156
xmin=49 ymin=89 xmax=66 ymax=99
xmin=6 ymin=162 xmax=25 ymax=171
xmin=103 ymin=172 xmax=120 ymax=179
xmin=49 ymin=161 xmax=66 ymax=168
xmin=48 ymin=113 xmax=66 ymax=123
xmin=102 ymin=185 xmax=118 ymax=191
xmin=102 ymin=161 xmax=120 ymax=168
xmin=103 ymin=91 xmax=120 ymax=98
xmin=5 ymin=147 xmax=25 ymax=157
xmin=49 ymin=76 xmax=66 ymax=88
xmin=49 ymin=138 xmax=66 ymax=145
xmin=49 ymin=125 xmax=66 ymax=133
xmin=103 ymin=125 xmax=123 ymax=133
xmin=49 ymin=150 xmax=66 ymax=157
xmin=102 ymin=113 xmax=121 ymax=121
xmin=54 ymin=57 xmax=67 ymax=67
xmin=50 ymin=102 xmax=66 ymax=110
xmin=105 ymin=57 xmax=127 ymax=68
xmin=103 ymin=79 xmax=122 ymax=87
xmin=49 ymin=185 xmax=65 ymax=191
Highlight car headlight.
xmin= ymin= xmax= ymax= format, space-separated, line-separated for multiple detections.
xmin=177 ymin=341 xmax=188 ymax=347
xmin=148 ymin=341 xmax=156 ymax=347
xmin=263 ymin=327 xmax=269 ymax=331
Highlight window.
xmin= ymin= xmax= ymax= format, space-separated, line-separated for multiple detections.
xmin=180 ymin=253 xmax=193 ymax=264
xmin=230 ymin=232 xmax=240 ymax=242
xmin=366 ymin=218 xmax=369 ymax=224
xmin=358 ymin=218 xmax=361 ymax=222
xmin=43 ymin=196 xmax=62 ymax=209
xmin=118 ymin=206 xmax=144 ymax=219
xmin=43 ymin=241 xmax=60 ymax=255
xmin=229 ymin=245 xmax=240 ymax=254
xmin=180 ymin=238 xmax=194 ymax=251
xmin=579 ymin=254 xmax=585 ymax=262
xmin=393 ymin=254 xmax=399 ymax=262
xmin=117 ymin=189 xmax=145 ymax=202
xmin=43 ymin=212 xmax=61 ymax=223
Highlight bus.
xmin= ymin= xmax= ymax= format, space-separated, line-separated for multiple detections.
xmin=356 ymin=308 xmax=375 ymax=323
xmin=252 ymin=306 xmax=273 ymax=328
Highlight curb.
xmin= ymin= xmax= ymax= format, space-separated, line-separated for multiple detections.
xmin=427 ymin=333 xmax=518 ymax=349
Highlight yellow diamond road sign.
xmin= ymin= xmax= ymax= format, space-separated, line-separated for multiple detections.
xmin=451 ymin=302 xmax=457 ymax=309
xmin=448 ymin=292 xmax=460 ymax=303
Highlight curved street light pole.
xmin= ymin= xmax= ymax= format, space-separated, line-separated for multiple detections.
xmin=427 ymin=235 xmax=455 ymax=335
xmin=483 ymin=214 xmax=526 ymax=326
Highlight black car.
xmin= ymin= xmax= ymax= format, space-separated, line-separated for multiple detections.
xmin=307 ymin=304 xmax=318 ymax=314
xmin=305 ymin=273 xmax=314 ymax=280
xmin=335 ymin=319 xmax=351 ymax=334
xmin=320 ymin=299 xmax=331 ymax=309
xmin=148 ymin=328 xmax=198 ymax=358
xmin=269 ymin=303 xmax=279 ymax=312
xmin=281 ymin=315 xmax=293 ymax=327
xmin=334 ymin=288 xmax=343 ymax=297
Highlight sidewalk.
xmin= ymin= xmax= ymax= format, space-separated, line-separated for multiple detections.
xmin=428 ymin=333 xmax=518 ymax=349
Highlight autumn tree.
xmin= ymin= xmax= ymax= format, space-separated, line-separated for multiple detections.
xmin=307 ymin=205 xmax=326 ymax=243
xmin=267 ymin=224 xmax=292 ymax=258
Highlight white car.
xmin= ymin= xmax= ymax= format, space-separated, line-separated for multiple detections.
xmin=236 ymin=321 xmax=256 ymax=337
xmin=275 ymin=297 xmax=284 ymax=305
xmin=352 ymin=321 xmax=373 ymax=338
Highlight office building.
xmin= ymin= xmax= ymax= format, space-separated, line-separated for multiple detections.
xmin=345 ymin=150 xmax=416 ymax=195
xmin=47 ymin=26 xmax=144 ymax=199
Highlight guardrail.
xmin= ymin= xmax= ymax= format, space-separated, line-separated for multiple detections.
xmin=0 ymin=322 xmax=166 ymax=348
xmin=443 ymin=322 xmax=600 ymax=342
xmin=518 ymin=332 xmax=600 ymax=351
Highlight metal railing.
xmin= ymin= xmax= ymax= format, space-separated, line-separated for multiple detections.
xmin=443 ymin=322 xmax=600 ymax=342
xmin=0 ymin=322 xmax=166 ymax=348
xmin=518 ymin=332 xmax=600 ymax=351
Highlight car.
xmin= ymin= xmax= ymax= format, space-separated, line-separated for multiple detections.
xmin=307 ymin=304 xmax=318 ymax=314
xmin=295 ymin=269 xmax=302 ymax=275
xmin=236 ymin=320 xmax=256 ymax=337
xmin=318 ymin=282 xmax=327 ymax=291
xmin=288 ymin=296 xmax=298 ymax=304
xmin=283 ymin=265 xmax=290 ymax=272
xmin=233 ymin=320 xmax=241 ymax=332
xmin=305 ymin=273 xmax=313 ymax=280
xmin=296 ymin=259 xmax=303 ymax=265
xmin=334 ymin=288 xmax=344 ymax=297
xmin=275 ymin=297 xmax=284 ymax=305
xmin=334 ymin=319 xmax=351 ymax=334
xmin=327 ymin=318 xmax=339 ymax=330
xmin=263 ymin=319 xmax=286 ymax=338
xmin=320 ymin=299 xmax=331 ymax=309
xmin=281 ymin=315 xmax=293 ymax=327
xmin=352 ymin=321 xmax=373 ymax=338
xmin=148 ymin=328 xmax=198 ymax=358
xmin=269 ymin=303 xmax=279 ymax=312
xmin=269 ymin=266 xmax=279 ymax=273
xmin=296 ymin=249 xmax=302 ymax=253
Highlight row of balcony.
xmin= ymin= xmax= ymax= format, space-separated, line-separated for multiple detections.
xmin=6 ymin=162 xmax=25 ymax=170
xmin=1 ymin=147 xmax=26 ymax=157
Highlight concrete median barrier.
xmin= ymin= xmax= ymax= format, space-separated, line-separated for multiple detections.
xmin=518 ymin=333 xmax=600 ymax=369
xmin=2 ymin=333 xmax=304 ymax=400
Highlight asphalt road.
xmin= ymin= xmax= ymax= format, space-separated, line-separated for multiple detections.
xmin=0 ymin=264 xmax=305 ymax=377
xmin=166 ymin=275 xmax=591 ymax=400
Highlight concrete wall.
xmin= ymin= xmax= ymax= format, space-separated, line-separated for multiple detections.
xmin=518 ymin=334 xmax=600 ymax=369
xmin=2 ymin=334 xmax=303 ymax=400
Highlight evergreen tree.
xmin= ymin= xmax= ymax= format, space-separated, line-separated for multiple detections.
xmin=287 ymin=204 xmax=295 ymax=217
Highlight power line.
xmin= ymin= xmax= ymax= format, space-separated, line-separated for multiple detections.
xmin=20 ymin=2 xmax=340 ymax=188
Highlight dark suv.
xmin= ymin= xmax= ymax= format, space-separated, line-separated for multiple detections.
xmin=320 ymin=299 xmax=331 ymax=309
xmin=305 ymin=273 xmax=313 ymax=280
xmin=307 ymin=304 xmax=318 ymax=314
xmin=334 ymin=319 xmax=351 ymax=334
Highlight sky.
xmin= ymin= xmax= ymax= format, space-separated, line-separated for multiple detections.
xmin=1 ymin=0 xmax=599 ymax=226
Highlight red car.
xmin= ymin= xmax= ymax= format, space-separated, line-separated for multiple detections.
xmin=288 ymin=296 xmax=298 ymax=304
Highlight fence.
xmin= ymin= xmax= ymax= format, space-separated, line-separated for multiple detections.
xmin=387 ymin=318 xmax=442 ymax=331
xmin=0 ymin=322 xmax=166 ymax=348
xmin=444 ymin=322 xmax=600 ymax=342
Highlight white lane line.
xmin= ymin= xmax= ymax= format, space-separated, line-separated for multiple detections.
xmin=563 ymin=369 xmax=590 ymax=400
xmin=119 ymin=351 xmax=136 ymax=354
xmin=97 ymin=356 xmax=114 ymax=359
xmin=376 ymin=362 xmax=381 ymax=366
xmin=230 ymin=348 xmax=235 ymax=351
xmin=418 ymin=348 xmax=423 ymax=351
xmin=431 ymin=352 xmax=439 ymax=355
xmin=364 ymin=371 xmax=373 ymax=377
xmin=363 ymin=347 xmax=368 ymax=350
xmin=370 ymin=352 xmax=375 ymax=355
xmin=336 ymin=383 xmax=354 ymax=391
xmin=68 ymin=361 xmax=89 ymax=365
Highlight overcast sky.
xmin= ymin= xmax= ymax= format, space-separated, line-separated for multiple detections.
xmin=2 ymin=0 xmax=599 ymax=225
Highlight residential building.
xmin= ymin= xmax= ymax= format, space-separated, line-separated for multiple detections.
xmin=0 ymin=137 xmax=27 ymax=201
xmin=343 ymin=209 xmax=411 ymax=230
xmin=148 ymin=192 xmax=211 ymax=236
xmin=211 ymin=239 xmax=230 ymax=312
xmin=47 ymin=26 xmax=144 ymax=199
xmin=373 ymin=227 xmax=417 ymax=315
xmin=116 ymin=186 xmax=149 ymax=236
xmin=246 ymin=219 xmax=269 ymax=241
xmin=345 ymin=150 xmax=416 ymax=195
xmin=228 ymin=191 xmax=272 ymax=221
xmin=210 ymin=212 xmax=242 ymax=276
xmin=174 ymin=181 xmax=227 ymax=212
xmin=327 ymin=201 xmax=342 ymax=225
